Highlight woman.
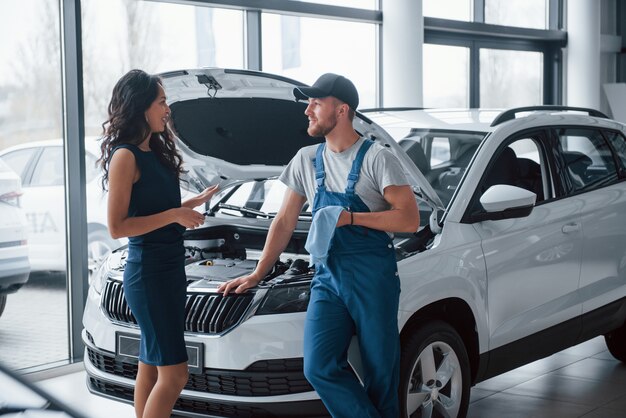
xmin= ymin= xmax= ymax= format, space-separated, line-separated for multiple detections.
xmin=98 ymin=69 xmax=218 ymax=418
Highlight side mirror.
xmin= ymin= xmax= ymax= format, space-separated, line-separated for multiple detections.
xmin=476 ymin=184 xmax=536 ymax=221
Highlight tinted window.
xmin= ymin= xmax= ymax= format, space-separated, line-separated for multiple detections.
xmin=481 ymin=137 xmax=546 ymax=203
xmin=30 ymin=146 xmax=64 ymax=187
xmin=556 ymin=128 xmax=618 ymax=193
xmin=603 ymin=130 xmax=626 ymax=171
xmin=0 ymin=148 xmax=37 ymax=182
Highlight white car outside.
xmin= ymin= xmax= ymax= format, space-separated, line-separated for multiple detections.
xmin=0 ymin=159 xmax=29 ymax=318
xmin=0 ymin=139 xmax=119 ymax=273
xmin=82 ymin=69 xmax=626 ymax=418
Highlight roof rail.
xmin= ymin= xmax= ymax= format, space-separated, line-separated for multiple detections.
xmin=490 ymin=106 xmax=609 ymax=127
xmin=360 ymin=107 xmax=425 ymax=113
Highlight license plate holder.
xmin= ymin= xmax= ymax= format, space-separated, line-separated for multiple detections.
xmin=116 ymin=332 xmax=204 ymax=374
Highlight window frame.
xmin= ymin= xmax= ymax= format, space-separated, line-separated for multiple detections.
xmin=424 ymin=0 xmax=565 ymax=107
xmin=550 ymin=127 xmax=622 ymax=195
xmin=461 ymin=128 xmax=555 ymax=223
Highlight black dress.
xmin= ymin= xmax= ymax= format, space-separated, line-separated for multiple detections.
xmin=114 ymin=144 xmax=187 ymax=366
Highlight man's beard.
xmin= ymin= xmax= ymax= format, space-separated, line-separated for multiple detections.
xmin=307 ymin=114 xmax=338 ymax=137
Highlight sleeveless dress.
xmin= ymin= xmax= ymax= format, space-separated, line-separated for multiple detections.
xmin=113 ymin=144 xmax=188 ymax=366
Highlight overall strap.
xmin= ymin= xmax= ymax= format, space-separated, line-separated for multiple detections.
xmin=345 ymin=139 xmax=374 ymax=195
xmin=313 ymin=143 xmax=327 ymax=190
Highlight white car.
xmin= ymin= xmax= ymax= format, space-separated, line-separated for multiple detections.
xmin=0 ymin=159 xmax=29 ymax=319
xmin=82 ymin=69 xmax=626 ymax=418
xmin=0 ymin=139 xmax=120 ymax=273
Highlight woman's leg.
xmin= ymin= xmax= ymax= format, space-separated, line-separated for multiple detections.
xmin=142 ymin=361 xmax=189 ymax=418
xmin=134 ymin=362 xmax=158 ymax=418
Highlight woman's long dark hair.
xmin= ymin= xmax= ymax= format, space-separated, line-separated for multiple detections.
xmin=98 ymin=69 xmax=184 ymax=190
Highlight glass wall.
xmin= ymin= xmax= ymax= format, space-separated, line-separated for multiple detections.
xmin=485 ymin=0 xmax=548 ymax=29
xmin=423 ymin=0 xmax=472 ymax=22
xmin=424 ymin=0 xmax=561 ymax=107
xmin=0 ymin=0 xmax=69 ymax=371
xmin=423 ymin=44 xmax=470 ymax=108
xmin=480 ymin=48 xmax=543 ymax=107
xmin=82 ymin=0 xmax=244 ymax=136
xmin=262 ymin=13 xmax=377 ymax=108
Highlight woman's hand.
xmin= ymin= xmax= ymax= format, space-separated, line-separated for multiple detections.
xmin=196 ymin=184 xmax=220 ymax=204
xmin=171 ymin=207 xmax=205 ymax=229
xmin=182 ymin=184 xmax=220 ymax=209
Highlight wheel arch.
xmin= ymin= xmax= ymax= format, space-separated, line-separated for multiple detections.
xmin=400 ymin=297 xmax=480 ymax=384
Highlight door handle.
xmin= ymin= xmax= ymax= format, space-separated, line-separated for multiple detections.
xmin=561 ymin=223 xmax=581 ymax=234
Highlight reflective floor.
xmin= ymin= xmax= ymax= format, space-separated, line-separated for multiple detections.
xmin=32 ymin=336 xmax=626 ymax=418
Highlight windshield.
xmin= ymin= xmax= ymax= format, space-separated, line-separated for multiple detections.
xmin=210 ymin=180 xmax=312 ymax=219
xmin=385 ymin=128 xmax=487 ymax=207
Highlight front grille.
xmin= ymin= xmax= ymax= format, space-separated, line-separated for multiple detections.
xmin=87 ymin=347 xmax=313 ymax=397
xmin=101 ymin=279 xmax=254 ymax=334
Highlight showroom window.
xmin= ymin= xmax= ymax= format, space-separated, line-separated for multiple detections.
xmin=423 ymin=0 xmax=472 ymax=22
xmin=423 ymin=44 xmax=470 ymax=108
xmin=479 ymin=48 xmax=543 ymax=108
xmin=484 ymin=0 xmax=548 ymax=29
xmin=81 ymin=0 xmax=244 ymax=136
xmin=424 ymin=0 xmax=563 ymax=107
xmin=261 ymin=13 xmax=377 ymax=108
xmin=290 ymin=0 xmax=377 ymax=9
xmin=0 ymin=0 xmax=70 ymax=372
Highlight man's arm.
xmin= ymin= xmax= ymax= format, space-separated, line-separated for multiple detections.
xmin=337 ymin=184 xmax=420 ymax=233
xmin=217 ymin=188 xmax=307 ymax=295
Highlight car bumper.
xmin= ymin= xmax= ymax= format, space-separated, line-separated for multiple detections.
xmin=0 ymin=255 xmax=29 ymax=294
xmin=82 ymin=287 xmax=327 ymax=417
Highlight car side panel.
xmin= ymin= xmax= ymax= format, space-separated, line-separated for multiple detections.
xmin=398 ymin=221 xmax=489 ymax=353
xmin=579 ymin=182 xmax=626 ymax=314
xmin=473 ymin=198 xmax=584 ymax=349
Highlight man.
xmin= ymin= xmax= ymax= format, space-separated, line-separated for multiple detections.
xmin=218 ymin=73 xmax=419 ymax=417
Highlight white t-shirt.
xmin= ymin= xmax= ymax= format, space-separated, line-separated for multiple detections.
xmin=279 ymin=137 xmax=409 ymax=213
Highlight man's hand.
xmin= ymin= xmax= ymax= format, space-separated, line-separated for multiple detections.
xmin=218 ymin=273 xmax=262 ymax=296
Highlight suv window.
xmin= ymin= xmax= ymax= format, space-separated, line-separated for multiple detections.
xmin=466 ymin=131 xmax=550 ymax=221
xmin=556 ymin=128 xmax=618 ymax=193
xmin=603 ymin=130 xmax=626 ymax=172
xmin=1 ymin=148 xmax=37 ymax=183
xmin=30 ymin=146 xmax=64 ymax=187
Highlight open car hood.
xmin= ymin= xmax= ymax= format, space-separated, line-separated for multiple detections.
xmin=160 ymin=68 xmax=444 ymax=212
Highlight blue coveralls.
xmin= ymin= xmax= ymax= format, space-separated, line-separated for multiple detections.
xmin=303 ymin=139 xmax=401 ymax=418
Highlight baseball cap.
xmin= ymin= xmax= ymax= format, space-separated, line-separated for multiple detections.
xmin=293 ymin=73 xmax=359 ymax=110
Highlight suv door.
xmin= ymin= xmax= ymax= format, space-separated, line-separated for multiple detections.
xmin=468 ymin=129 xmax=583 ymax=354
xmin=554 ymin=128 xmax=626 ymax=326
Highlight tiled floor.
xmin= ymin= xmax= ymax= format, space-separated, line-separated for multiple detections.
xmin=31 ymin=336 xmax=626 ymax=418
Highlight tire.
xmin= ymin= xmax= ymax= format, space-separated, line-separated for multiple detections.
xmin=0 ymin=295 xmax=7 ymax=318
xmin=87 ymin=229 xmax=118 ymax=274
xmin=400 ymin=320 xmax=470 ymax=418
xmin=605 ymin=322 xmax=626 ymax=362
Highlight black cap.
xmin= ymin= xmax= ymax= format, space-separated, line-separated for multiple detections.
xmin=293 ymin=73 xmax=359 ymax=110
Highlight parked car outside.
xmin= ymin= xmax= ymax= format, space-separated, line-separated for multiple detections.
xmin=0 ymin=138 xmax=122 ymax=274
xmin=0 ymin=159 xmax=29 ymax=319
xmin=82 ymin=69 xmax=626 ymax=418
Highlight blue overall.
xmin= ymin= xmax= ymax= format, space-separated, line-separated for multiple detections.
xmin=302 ymin=140 xmax=401 ymax=418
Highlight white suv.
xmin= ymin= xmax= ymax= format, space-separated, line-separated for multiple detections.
xmin=82 ymin=69 xmax=626 ymax=418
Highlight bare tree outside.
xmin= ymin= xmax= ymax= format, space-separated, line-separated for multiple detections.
xmin=4 ymin=0 xmax=62 ymax=148
xmin=83 ymin=0 xmax=162 ymax=136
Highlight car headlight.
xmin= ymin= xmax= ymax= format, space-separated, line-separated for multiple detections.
xmin=88 ymin=256 xmax=110 ymax=295
xmin=256 ymin=282 xmax=311 ymax=315
xmin=88 ymin=249 xmax=126 ymax=295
